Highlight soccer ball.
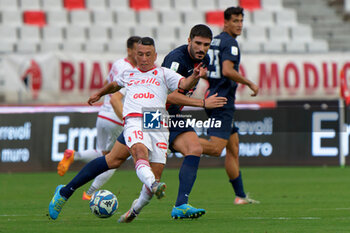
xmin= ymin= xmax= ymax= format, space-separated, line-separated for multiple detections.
xmin=89 ymin=190 xmax=118 ymax=218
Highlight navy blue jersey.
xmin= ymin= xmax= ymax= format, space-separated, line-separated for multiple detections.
xmin=162 ymin=44 xmax=210 ymax=115
xmin=207 ymin=32 xmax=240 ymax=108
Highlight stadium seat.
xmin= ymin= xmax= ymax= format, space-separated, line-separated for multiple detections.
xmin=132 ymin=25 xmax=155 ymax=38
xmin=85 ymin=42 xmax=106 ymax=53
xmin=275 ymin=9 xmax=297 ymax=26
xmin=18 ymin=26 xmax=41 ymax=42
xmin=239 ymin=0 xmax=261 ymax=11
xmin=240 ymin=41 xmax=262 ymax=53
xmin=195 ymin=0 xmax=218 ymax=11
xmin=23 ymin=11 xmax=46 ymax=27
xmin=64 ymin=0 xmax=85 ymax=10
xmin=252 ymin=10 xmax=274 ymax=27
xmin=211 ymin=26 xmax=223 ymax=37
xmin=16 ymin=41 xmax=38 ymax=53
xmin=0 ymin=26 xmax=18 ymax=42
xmin=217 ymin=0 xmax=239 ymax=10
xmin=138 ymin=11 xmax=160 ymax=26
xmin=285 ymin=41 xmax=306 ymax=53
xmin=65 ymin=25 xmax=87 ymax=42
xmin=263 ymin=41 xmax=284 ymax=53
xmin=107 ymin=39 xmax=126 ymax=53
xmin=159 ymin=11 xmax=182 ymax=26
xmin=62 ymin=41 xmax=84 ymax=52
xmin=0 ymin=41 xmax=15 ymax=53
xmin=86 ymin=0 xmax=107 ymax=10
xmin=110 ymin=25 xmax=132 ymax=40
xmin=19 ymin=0 xmax=41 ymax=10
xmin=46 ymin=11 xmax=69 ymax=26
xmin=307 ymin=40 xmax=329 ymax=52
xmin=92 ymin=10 xmax=115 ymax=26
xmin=115 ymin=10 xmax=137 ymax=26
xmin=183 ymin=11 xmax=205 ymax=25
xmin=130 ymin=0 xmax=151 ymax=10
xmin=69 ymin=10 xmax=92 ymax=26
xmin=42 ymin=0 xmax=63 ymax=10
xmin=151 ymin=0 xmax=171 ymax=11
xmin=268 ymin=25 xmax=290 ymax=42
xmin=206 ymin=11 xmax=224 ymax=26
xmin=155 ymin=25 xmax=177 ymax=42
xmin=40 ymin=42 xmax=61 ymax=52
xmin=155 ymin=40 xmax=173 ymax=54
xmin=88 ymin=26 xmax=109 ymax=42
xmin=178 ymin=25 xmax=194 ymax=43
xmin=261 ymin=0 xmax=283 ymax=10
xmin=1 ymin=10 xmax=23 ymax=26
xmin=174 ymin=0 xmax=194 ymax=12
xmin=42 ymin=26 xmax=64 ymax=42
xmin=0 ymin=0 xmax=19 ymax=10
xmin=290 ymin=25 xmax=313 ymax=42
xmin=108 ymin=0 xmax=129 ymax=10
xmin=245 ymin=26 xmax=267 ymax=42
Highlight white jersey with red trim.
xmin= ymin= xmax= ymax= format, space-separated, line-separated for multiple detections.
xmin=115 ymin=66 xmax=184 ymax=118
xmin=98 ymin=58 xmax=133 ymax=123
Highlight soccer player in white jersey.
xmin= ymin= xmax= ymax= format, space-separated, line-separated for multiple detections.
xmin=48 ymin=37 xmax=207 ymax=221
xmin=56 ymin=36 xmax=141 ymax=200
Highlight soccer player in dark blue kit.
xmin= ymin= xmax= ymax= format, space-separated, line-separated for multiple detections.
xmin=162 ymin=24 xmax=213 ymax=219
xmin=199 ymin=7 xmax=260 ymax=204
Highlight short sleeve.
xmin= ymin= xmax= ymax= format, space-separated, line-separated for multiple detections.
xmin=162 ymin=54 xmax=185 ymax=75
xmin=118 ymin=87 xmax=126 ymax=96
xmin=221 ymin=39 xmax=239 ymax=63
xmin=162 ymin=68 xmax=184 ymax=92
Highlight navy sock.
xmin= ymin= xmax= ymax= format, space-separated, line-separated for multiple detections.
xmin=175 ymin=155 xmax=200 ymax=207
xmin=229 ymin=171 xmax=246 ymax=198
xmin=60 ymin=156 xmax=109 ymax=199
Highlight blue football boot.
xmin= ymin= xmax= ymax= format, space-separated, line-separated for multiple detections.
xmin=48 ymin=185 xmax=67 ymax=220
xmin=171 ymin=204 xmax=206 ymax=219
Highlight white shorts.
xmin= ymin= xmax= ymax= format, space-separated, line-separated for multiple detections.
xmin=96 ymin=116 xmax=124 ymax=151
xmin=124 ymin=117 xmax=169 ymax=164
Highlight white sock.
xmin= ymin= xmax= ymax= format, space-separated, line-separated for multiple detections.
xmin=135 ymin=159 xmax=155 ymax=190
xmin=133 ymin=184 xmax=153 ymax=213
xmin=75 ymin=149 xmax=103 ymax=163
xmin=87 ymin=169 xmax=117 ymax=195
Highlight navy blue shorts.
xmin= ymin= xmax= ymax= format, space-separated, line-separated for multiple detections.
xmin=205 ymin=107 xmax=239 ymax=140
xmin=168 ymin=117 xmax=195 ymax=152
xmin=117 ymin=131 xmax=126 ymax=145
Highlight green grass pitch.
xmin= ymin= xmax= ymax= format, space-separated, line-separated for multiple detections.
xmin=1 ymin=167 xmax=350 ymax=233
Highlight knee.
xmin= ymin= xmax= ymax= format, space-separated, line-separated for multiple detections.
xmin=211 ymin=147 xmax=223 ymax=157
xmin=186 ymin=143 xmax=203 ymax=156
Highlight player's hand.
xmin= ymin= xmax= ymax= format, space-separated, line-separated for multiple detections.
xmin=193 ymin=62 xmax=207 ymax=79
xmin=249 ymin=83 xmax=259 ymax=97
xmin=204 ymin=93 xmax=227 ymax=109
xmin=87 ymin=93 xmax=101 ymax=105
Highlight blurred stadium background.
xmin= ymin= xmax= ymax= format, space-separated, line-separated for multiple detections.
xmin=1 ymin=0 xmax=350 ymax=172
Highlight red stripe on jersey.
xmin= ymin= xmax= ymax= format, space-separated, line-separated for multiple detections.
xmin=97 ymin=115 xmax=123 ymax=126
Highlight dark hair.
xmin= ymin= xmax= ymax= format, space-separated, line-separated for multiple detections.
xmin=189 ymin=24 xmax=213 ymax=40
xmin=127 ymin=36 xmax=141 ymax=49
xmin=138 ymin=37 xmax=155 ymax=46
xmin=224 ymin=6 xmax=244 ymax=20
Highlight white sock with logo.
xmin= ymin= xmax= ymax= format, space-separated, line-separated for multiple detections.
xmin=87 ymin=169 xmax=117 ymax=195
xmin=75 ymin=149 xmax=103 ymax=163
xmin=135 ymin=159 xmax=155 ymax=190
xmin=133 ymin=184 xmax=153 ymax=213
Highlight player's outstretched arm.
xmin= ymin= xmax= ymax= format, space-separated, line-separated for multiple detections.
xmin=88 ymin=81 xmax=121 ymax=105
xmin=222 ymin=60 xmax=259 ymax=97
xmin=179 ymin=62 xmax=207 ymax=90
xmin=110 ymin=91 xmax=124 ymax=120
xmin=167 ymin=91 xmax=227 ymax=109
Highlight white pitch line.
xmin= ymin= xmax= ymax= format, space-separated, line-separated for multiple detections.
xmin=242 ymin=217 xmax=321 ymax=220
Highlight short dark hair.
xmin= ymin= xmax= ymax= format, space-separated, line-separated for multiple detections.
xmin=189 ymin=24 xmax=213 ymax=40
xmin=127 ymin=36 xmax=141 ymax=49
xmin=224 ymin=6 xmax=244 ymax=20
xmin=138 ymin=37 xmax=155 ymax=47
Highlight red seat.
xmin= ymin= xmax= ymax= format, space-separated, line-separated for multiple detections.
xmin=23 ymin=11 xmax=46 ymax=27
xmin=130 ymin=0 xmax=151 ymax=10
xmin=64 ymin=0 xmax=85 ymax=10
xmin=206 ymin=11 xmax=224 ymax=26
xmin=239 ymin=0 xmax=261 ymax=11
